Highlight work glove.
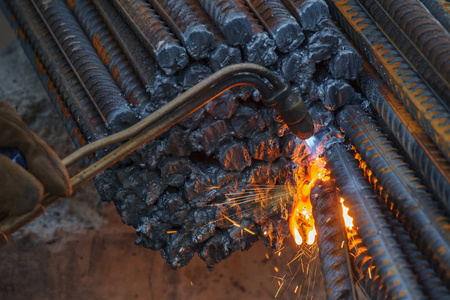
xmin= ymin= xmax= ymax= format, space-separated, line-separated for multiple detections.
xmin=0 ymin=100 xmax=72 ymax=219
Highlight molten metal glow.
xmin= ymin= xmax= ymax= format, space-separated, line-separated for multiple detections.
xmin=290 ymin=157 xmax=328 ymax=245
xmin=340 ymin=198 xmax=354 ymax=228
xmin=289 ymin=157 xmax=353 ymax=245
xmin=307 ymin=227 xmax=316 ymax=245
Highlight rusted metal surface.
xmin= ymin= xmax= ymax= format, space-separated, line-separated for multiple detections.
xmin=418 ymin=0 xmax=450 ymax=31
xmin=92 ymin=0 xmax=180 ymax=104
xmin=245 ymin=0 xmax=304 ymax=53
xmin=147 ymin=0 xmax=215 ymax=60
xmin=310 ymin=179 xmax=357 ymax=300
xmin=111 ymin=0 xmax=188 ymax=75
xmin=359 ymin=59 xmax=450 ymax=209
xmin=338 ymin=105 xmax=450 ymax=286
xmin=356 ymin=0 xmax=450 ymax=109
xmin=326 ymin=0 xmax=450 ymax=162
xmin=37 ymin=0 xmax=137 ymax=132
xmin=347 ymin=230 xmax=387 ymax=300
xmin=1 ymin=0 xmax=105 ymax=144
xmin=326 ymin=143 xmax=427 ymax=299
xmin=68 ymin=0 xmax=151 ymax=112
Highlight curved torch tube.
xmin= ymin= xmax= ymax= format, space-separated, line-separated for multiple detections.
xmin=0 ymin=63 xmax=313 ymax=246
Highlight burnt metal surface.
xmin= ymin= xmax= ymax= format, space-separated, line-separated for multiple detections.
xmin=338 ymin=105 xmax=450 ymax=286
xmin=310 ymin=179 xmax=356 ymax=300
xmin=326 ymin=143 xmax=427 ymax=299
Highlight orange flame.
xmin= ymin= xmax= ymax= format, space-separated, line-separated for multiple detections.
xmin=289 ymin=157 xmax=353 ymax=245
xmin=289 ymin=157 xmax=328 ymax=245
xmin=340 ymin=198 xmax=354 ymax=228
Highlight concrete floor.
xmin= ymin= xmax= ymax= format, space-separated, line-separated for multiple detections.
xmin=0 ymin=11 xmax=327 ymax=300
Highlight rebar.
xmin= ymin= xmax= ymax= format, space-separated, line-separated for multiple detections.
xmin=326 ymin=143 xmax=427 ymax=299
xmin=281 ymin=0 xmax=330 ymax=31
xmin=37 ymin=0 xmax=137 ymax=132
xmin=326 ymin=0 xmax=450 ymax=162
xmin=148 ymin=0 xmax=215 ymax=60
xmin=2 ymin=0 xmax=106 ymax=142
xmin=310 ymin=179 xmax=357 ymax=300
xmin=111 ymin=0 xmax=188 ymax=75
xmin=359 ymin=61 xmax=450 ymax=209
xmin=356 ymin=0 xmax=450 ymax=109
xmin=68 ymin=0 xmax=151 ymax=112
xmin=338 ymin=105 xmax=450 ymax=285
xmin=245 ymin=0 xmax=304 ymax=53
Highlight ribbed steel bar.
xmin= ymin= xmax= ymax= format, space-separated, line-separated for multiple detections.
xmin=356 ymin=0 xmax=450 ymax=110
xmin=147 ymin=0 xmax=215 ymax=60
xmin=244 ymin=0 xmax=304 ymax=53
xmin=111 ymin=0 xmax=188 ymax=75
xmin=68 ymin=0 xmax=151 ymax=112
xmin=37 ymin=0 xmax=136 ymax=132
xmin=92 ymin=0 xmax=180 ymax=104
xmin=326 ymin=0 xmax=450 ymax=162
xmin=418 ymin=0 xmax=450 ymax=31
xmin=310 ymin=179 xmax=357 ymax=300
xmin=234 ymin=0 xmax=278 ymax=66
xmin=359 ymin=60 xmax=450 ymax=209
xmin=326 ymin=143 xmax=427 ymax=299
xmin=338 ymin=105 xmax=450 ymax=285
xmin=185 ymin=0 xmax=242 ymax=71
xmin=386 ymin=212 xmax=450 ymax=299
xmin=0 ymin=1 xmax=89 ymax=151
xmin=347 ymin=230 xmax=387 ymax=300
xmin=1 ymin=0 xmax=106 ymax=143
xmin=281 ymin=0 xmax=330 ymax=32
xmin=197 ymin=0 xmax=252 ymax=46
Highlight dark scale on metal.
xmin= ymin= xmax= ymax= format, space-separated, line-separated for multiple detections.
xmin=198 ymin=0 xmax=252 ymax=46
xmin=68 ymin=0 xmax=151 ymax=112
xmin=147 ymin=0 xmax=215 ymax=60
xmin=91 ymin=0 xmax=181 ymax=108
xmin=37 ymin=0 xmax=137 ymax=132
xmin=310 ymin=179 xmax=357 ymax=300
xmin=234 ymin=0 xmax=278 ymax=66
xmin=245 ymin=0 xmax=305 ymax=53
xmin=111 ymin=0 xmax=188 ymax=75
xmin=338 ymin=106 xmax=450 ymax=285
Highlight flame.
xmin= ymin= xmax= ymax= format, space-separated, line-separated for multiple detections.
xmin=289 ymin=157 xmax=353 ymax=246
xmin=340 ymin=198 xmax=354 ymax=228
xmin=289 ymin=157 xmax=328 ymax=245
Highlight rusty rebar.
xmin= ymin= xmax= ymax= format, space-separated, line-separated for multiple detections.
xmin=359 ymin=60 xmax=450 ymax=209
xmin=92 ymin=0 xmax=180 ymax=104
xmin=281 ymin=0 xmax=330 ymax=31
xmin=37 ymin=0 xmax=137 ymax=132
xmin=111 ymin=0 xmax=188 ymax=75
xmin=310 ymin=179 xmax=357 ymax=300
xmin=326 ymin=143 xmax=427 ymax=299
xmin=338 ymin=105 xmax=450 ymax=286
xmin=2 ymin=0 xmax=106 ymax=142
xmin=234 ymin=0 xmax=278 ymax=66
xmin=356 ymin=0 xmax=450 ymax=110
xmin=327 ymin=0 xmax=450 ymax=162
xmin=68 ymin=0 xmax=151 ymax=111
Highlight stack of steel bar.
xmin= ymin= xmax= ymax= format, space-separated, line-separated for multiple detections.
xmin=1 ymin=0 xmax=449 ymax=298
